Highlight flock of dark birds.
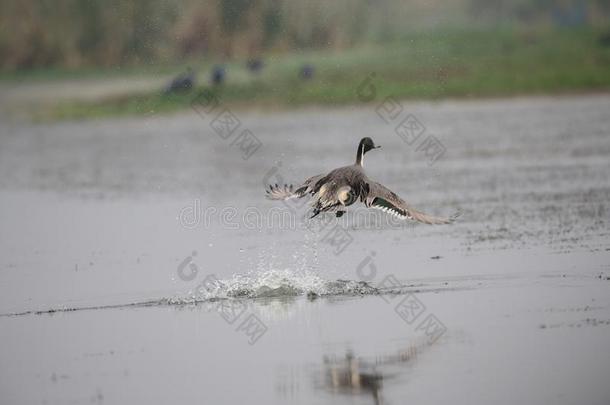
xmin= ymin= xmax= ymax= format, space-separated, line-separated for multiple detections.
xmin=163 ymin=58 xmax=315 ymax=94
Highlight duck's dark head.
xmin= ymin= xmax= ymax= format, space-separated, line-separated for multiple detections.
xmin=356 ymin=137 xmax=381 ymax=166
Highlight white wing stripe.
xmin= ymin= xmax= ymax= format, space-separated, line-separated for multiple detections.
xmin=372 ymin=204 xmax=409 ymax=220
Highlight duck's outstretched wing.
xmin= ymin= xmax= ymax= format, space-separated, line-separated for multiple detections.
xmin=265 ymin=173 xmax=326 ymax=201
xmin=363 ymin=181 xmax=459 ymax=225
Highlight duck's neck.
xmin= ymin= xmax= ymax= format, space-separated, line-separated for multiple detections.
xmin=356 ymin=141 xmax=365 ymax=166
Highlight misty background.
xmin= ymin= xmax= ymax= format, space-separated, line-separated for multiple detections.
xmin=2 ymin=0 xmax=609 ymax=69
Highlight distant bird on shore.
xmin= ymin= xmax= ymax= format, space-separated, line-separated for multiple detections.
xmin=164 ymin=67 xmax=195 ymax=94
xmin=299 ymin=64 xmax=315 ymax=80
xmin=599 ymin=31 xmax=610 ymax=48
xmin=211 ymin=65 xmax=226 ymax=86
xmin=266 ymin=137 xmax=458 ymax=224
xmin=246 ymin=58 xmax=264 ymax=74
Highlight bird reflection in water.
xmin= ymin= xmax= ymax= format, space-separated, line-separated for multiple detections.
xmin=276 ymin=341 xmax=425 ymax=405
xmin=320 ymin=343 xmax=421 ymax=405
xmin=324 ymin=350 xmax=384 ymax=404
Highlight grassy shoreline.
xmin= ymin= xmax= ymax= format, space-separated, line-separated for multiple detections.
xmin=17 ymin=28 xmax=610 ymax=121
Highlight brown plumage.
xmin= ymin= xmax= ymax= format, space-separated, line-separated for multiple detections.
xmin=266 ymin=137 xmax=459 ymax=224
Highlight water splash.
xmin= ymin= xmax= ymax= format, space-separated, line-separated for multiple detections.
xmin=177 ymin=268 xmax=379 ymax=303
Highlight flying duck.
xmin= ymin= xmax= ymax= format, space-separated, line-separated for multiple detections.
xmin=266 ymin=137 xmax=458 ymax=224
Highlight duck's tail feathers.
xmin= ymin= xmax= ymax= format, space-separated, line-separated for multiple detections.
xmin=265 ymin=183 xmax=297 ymax=200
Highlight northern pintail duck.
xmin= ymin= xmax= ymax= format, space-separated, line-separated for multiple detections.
xmin=266 ymin=137 xmax=458 ymax=224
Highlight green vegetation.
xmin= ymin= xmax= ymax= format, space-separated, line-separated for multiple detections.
xmin=4 ymin=1 xmax=610 ymax=120
xmin=40 ymin=28 xmax=610 ymax=120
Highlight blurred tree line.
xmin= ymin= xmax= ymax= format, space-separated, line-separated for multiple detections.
xmin=1 ymin=0 xmax=609 ymax=71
